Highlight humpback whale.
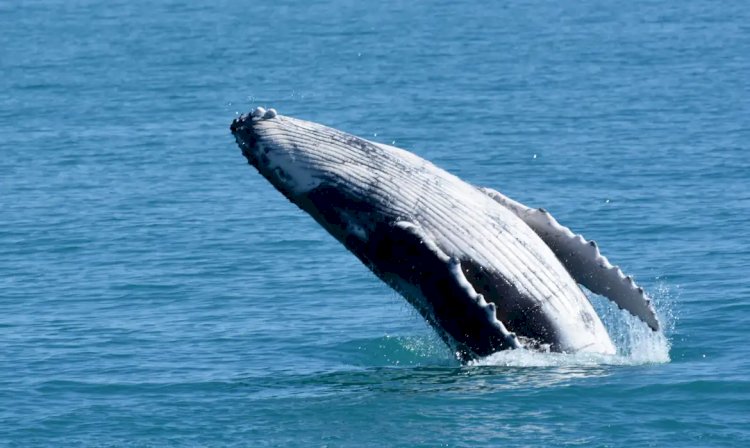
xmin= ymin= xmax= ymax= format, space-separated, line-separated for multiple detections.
xmin=230 ymin=107 xmax=660 ymax=361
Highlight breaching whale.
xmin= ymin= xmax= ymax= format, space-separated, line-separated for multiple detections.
xmin=230 ymin=107 xmax=660 ymax=361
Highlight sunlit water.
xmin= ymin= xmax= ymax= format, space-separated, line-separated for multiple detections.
xmin=2 ymin=0 xmax=749 ymax=446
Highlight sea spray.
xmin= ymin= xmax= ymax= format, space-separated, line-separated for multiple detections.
xmin=471 ymin=285 xmax=676 ymax=368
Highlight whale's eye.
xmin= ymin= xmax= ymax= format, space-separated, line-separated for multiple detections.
xmin=274 ymin=167 xmax=290 ymax=182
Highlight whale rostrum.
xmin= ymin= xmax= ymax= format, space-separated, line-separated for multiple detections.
xmin=230 ymin=108 xmax=660 ymax=361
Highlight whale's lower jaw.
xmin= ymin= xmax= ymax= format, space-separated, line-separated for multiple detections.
xmin=228 ymin=109 xmax=649 ymax=361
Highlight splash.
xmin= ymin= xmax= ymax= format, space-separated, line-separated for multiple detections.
xmin=469 ymin=332 xmax=669 ymax=368
xmin=470 ymin=283 xmax=675 ymax=368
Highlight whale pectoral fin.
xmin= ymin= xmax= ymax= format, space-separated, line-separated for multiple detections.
xmin=480 ymin=187 xmax=661 ymax=331
xmin=389 ymin=221 xmax=522 ymax=355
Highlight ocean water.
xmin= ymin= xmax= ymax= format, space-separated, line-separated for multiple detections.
xmin=2 ymin=0 xmax=749 ymax=446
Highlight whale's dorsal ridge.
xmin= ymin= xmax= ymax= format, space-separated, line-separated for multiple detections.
xmin=480 ymin=187 xmax=661 ymax=332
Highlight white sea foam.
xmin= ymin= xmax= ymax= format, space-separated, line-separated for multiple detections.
xmin=470 ymin=285 xmax=674 ymax=368
xmin=469 ymin=331 xmax=669 ymax=368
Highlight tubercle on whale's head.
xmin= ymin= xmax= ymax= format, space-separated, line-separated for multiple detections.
xmin=230 ymin=107 xmax=324 ymax=200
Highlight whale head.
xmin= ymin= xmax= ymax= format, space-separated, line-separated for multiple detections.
xmin=230 ymin=107 xmax=397 ymax=245
xmin=230 ymin=107 xmax=332 ymax=200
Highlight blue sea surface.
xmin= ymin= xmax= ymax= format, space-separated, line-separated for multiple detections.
xmin=2 ymin=0 xmax=749 ymax=446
